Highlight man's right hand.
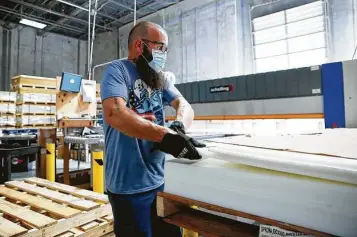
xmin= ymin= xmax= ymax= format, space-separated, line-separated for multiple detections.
xmin=153 ymin=132 xmax=202 ymax=160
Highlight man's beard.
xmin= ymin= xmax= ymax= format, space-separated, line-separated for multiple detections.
xmin=135 ymin=45 xmax=164 ymax=90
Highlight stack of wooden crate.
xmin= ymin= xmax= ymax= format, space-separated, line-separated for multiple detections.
xmin=0 ymin=91 xmax=17 ymax=128
xmin=11 ymin=75 xmax=57 ymax=128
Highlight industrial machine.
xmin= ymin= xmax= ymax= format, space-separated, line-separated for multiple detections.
xmin=162 ymin=59 xmax=357 ymax=237
xmin=165 ymin=59 xmax=357 ymax=129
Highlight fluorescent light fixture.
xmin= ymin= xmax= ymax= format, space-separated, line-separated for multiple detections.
xmin=19 ymin=18 xmax=47 ymax=29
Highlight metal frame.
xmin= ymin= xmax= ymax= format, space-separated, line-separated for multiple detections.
xmin=0 ymin=0 xmax=181 ymax=38
xmin=8 ymin=0 xmax=110 ymax=31
xmin=55 ymin=0 xmax=118 ymax=21
xmin=89 ymin=1 xmax=137 ymax=80
xmin=0 ymin=5 xmax=84 ymax=34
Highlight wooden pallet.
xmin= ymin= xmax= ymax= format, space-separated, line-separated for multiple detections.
xmin=0 ymin=100 xmax=16 ymax=104
xmin=16 ymin=113 xmax=56 ymax=116
xmin=0 ymin=125 xmax=16 ymax=128
xmin=0 ymin=112 xmax=16 ymax=116
xmin=16 ymin=124 xmax=56 ymax=128
xmin=157 ymin=192 xmax=333 ymax=237
xmin=16 ymin=102 xmax=56 ymax=106
xmin=0 ymin=177 xmax=113 ymax=237
xmin=16 ymin=88 xmax=57 ymax=95
xmin=13 ymin=84 xmax=57 ymax=91
xmin=12 ymin=75 xmax=57 ymax=88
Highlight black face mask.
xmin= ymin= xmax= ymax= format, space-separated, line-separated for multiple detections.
xmin=135 ymin=43 xmax=164 ymax=90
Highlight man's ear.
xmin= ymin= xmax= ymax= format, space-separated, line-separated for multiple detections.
xmin=134 ymin=40 xmax=143 ymax=55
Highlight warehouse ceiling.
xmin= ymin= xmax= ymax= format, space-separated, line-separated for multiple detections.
xmin=0 ymin=0 xmax=182 ymax=39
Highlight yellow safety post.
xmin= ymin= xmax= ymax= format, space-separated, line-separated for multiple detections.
xmin=183 ymin=205 xmax=199 ymax=237
xmin=92 ymin=149 xmax=104 ymax=194
xmin=46 ymin=143 xmax=55 ymax=182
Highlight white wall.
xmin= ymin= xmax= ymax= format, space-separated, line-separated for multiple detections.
xmin=0 ymin=25 xmax=87 ymax=91
xmin=118 ymin=0 xmax=253 ymax=84
xmin=328 ymin=0 xmax=357 ymax=62
xmin=92 ymin=0 xmax=357 ymax=84
xmin=92 ymin=29 xmax=119 ymax=82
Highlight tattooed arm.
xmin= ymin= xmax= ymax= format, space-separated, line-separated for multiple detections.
xmin=102 ymin=97 xmax=171 ymax=142
xmin=170 ymin=97 xmax=194 ymax=130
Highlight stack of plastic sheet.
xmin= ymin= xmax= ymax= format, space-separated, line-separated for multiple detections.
xmin=164 ymin=129 xmax=357 ymax=237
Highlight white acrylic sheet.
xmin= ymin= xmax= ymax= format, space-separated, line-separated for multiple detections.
xmin=164 ymin=156 xmax=357 ymax=237
xmin=205 ymin=129 xmax=357 ymax=159
xmin=201 ymin=143 xmax=357 ymax=185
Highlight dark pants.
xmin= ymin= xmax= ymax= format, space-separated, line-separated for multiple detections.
xmin=107 ymin=184 xmax=182 ymax=237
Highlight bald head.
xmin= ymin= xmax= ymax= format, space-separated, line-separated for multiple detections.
xmin=128 ymin=21 xmax=167 ymax=48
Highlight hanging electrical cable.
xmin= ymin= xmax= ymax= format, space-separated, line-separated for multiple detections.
xmin=89 ymin=0 xmax=99 ymax=80
xmin=134 ymin=0 xmax=137 ymax=26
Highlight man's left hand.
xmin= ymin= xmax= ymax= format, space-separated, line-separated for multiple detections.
xmin=169 ymin=121 xmax=206 ymax=148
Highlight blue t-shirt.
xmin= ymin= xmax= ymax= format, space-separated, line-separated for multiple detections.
xmin=100 ymin=59 xmax=181 ymax=194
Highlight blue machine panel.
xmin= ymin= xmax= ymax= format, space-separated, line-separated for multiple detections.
xmin=322 ymin=62 xmax=345 ymax=128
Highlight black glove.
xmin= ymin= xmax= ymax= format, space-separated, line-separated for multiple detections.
xmin=169 ymin=121 xmax=206 ymax=148
xmin=153 ymin=132 xmax=202 ymax=160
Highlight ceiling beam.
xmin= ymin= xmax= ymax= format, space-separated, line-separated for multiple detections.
xmin=0 ymin=5 xmax=84 ymax=34
xmin=108 ymin=1 xmax=144 ymax=15
xmin=39 ymin=0 xmax=118 ymax=36
xmin=8 ymin=0 xmax=112 ymax=32
xmin=104 ymin=0 xmax=159 ymax=28
xmin=103 ymin=0 xmax=179 ymax=28
xmin=55 ymin=0 xmax=118 ymax=21
xmin=38 ymin=1 xmax=91 ymax=35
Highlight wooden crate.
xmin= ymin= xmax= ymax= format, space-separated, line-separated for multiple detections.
xmin=16 ymin=93 xmax=56 ymax=105
xmin=12 ymin=75 xmax=57 ymax=94
xmin=16 ymin=88 xmax=58 ymax=95
xmin=0 ymin=177 xmax=113 ymax=237
xmin=0 ymin=92 xmax=17 ymax=103
xmin=12 ymin=75 xmax=57 ymax=89
xmin=0 ymin=103 xmax=16 ymax=115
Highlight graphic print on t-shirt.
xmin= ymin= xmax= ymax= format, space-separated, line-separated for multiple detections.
xmin=129 ymin=79 xmax=164 ymax=125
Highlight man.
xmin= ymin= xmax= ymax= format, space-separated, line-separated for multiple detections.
xmin=101 ymin=21 xmax=204 ymax=237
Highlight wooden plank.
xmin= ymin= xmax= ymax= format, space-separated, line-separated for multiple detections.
xmin=79 ymin=221 xmax=99 ymax=231
xmin=0 ymin=216 xmax=28 ymax=237
xmin=76 ymin=222 xmax=113 ymax=237
xmin=58 ymin=119 xmax=94 ymax=128
xmin=0 ymin=186 xmax=80 ymax=218
xmin=0 ymin=198 xmax=56 ymax=229
xmin=63 ymin=221 xmax=113 ymax=237
xmin=56 ymin=232 xmax=75 ymax=237
xmin=103 ymin=215 xmax=113 ymax=222
xmin=12 ymin=75 xmax=57 ymax=87
xmin=5 ymin=181 xmax=99 ymax=211
xmin=19 ymin=204 xmax=112 ymax=237
xmin=157 ymin=192 xmax=333 ymax=237
xmin=25 ymin=177 xmax=109 ymax=203
xmin=157 ymin=195 xmax=181 ymax=217
xmin=164 ymin=208 xmax=259 ymax=237
xmin=16 ymin=88 xmax=57 ymax=95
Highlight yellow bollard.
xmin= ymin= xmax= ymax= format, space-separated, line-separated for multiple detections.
xmin=46 ymin=143 xmax=55 ymax=182
xmin=92 ymin=149 xmax=104 ymax=194
xmin=183 ymin=205 xmax=199 ymax=237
